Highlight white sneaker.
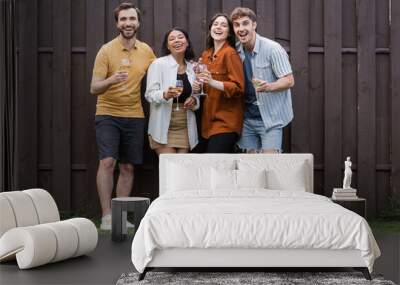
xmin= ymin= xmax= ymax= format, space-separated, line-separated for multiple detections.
xmin=100 ymin=214 xmax=112 ymax=231
xmin=100 ymin=214 xmax=135 ymax=230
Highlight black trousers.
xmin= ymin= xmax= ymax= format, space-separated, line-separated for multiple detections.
xmin=202 ymin=132 xmax=238 ymax=153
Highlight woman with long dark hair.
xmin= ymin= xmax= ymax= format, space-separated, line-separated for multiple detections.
xmin=194 ymin=13 xmax=245 ymax=153
xmin=146 ymin=28 xmax=199 ymax=155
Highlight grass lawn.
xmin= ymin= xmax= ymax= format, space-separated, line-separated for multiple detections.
xmin=369 ymin=219 xmax=400 ymax=235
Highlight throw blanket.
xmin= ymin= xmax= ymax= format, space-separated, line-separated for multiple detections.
xmin=131 ymin=190 xmax=380 ymax=272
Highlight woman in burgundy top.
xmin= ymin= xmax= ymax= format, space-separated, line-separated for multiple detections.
xmin=193 ymin=13 xmax=245 ymax=153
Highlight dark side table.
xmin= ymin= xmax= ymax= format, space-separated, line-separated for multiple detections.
xmin=111 ymin=197 xmax=150 ymax=242
xmin=331 ymin=197 xmax=366 ymax=218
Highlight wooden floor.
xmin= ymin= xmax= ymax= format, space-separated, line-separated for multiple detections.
xmin=0 ymin=233 xmax=398 ymax=285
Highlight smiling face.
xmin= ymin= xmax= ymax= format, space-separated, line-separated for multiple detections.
xmin=210 ymin=16 xmax=229 ymax=42
xmin=167 ymin=30 xmax=188 ymax=56
xmin=116 ymin=8 xmax=139 ymax=40
xmin=232 ymin=16 xmax=257 ymax=48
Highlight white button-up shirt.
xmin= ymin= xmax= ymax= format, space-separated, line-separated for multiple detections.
xmin=237 ymin=34 xmax=294 ymax=129
xmin=145 ymin=54 xmax=199 ymax=149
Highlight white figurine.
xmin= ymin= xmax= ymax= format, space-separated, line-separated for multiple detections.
xmin=343 ymin=157 xmax=352 ymax=189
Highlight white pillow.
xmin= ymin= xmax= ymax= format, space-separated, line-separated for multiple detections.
xmin=266 ymin=166 xmax=306 ymax=191
xmin=211 ymin=168 xmax=236 ymax=190
xmin=237 ymin=159 xmax=308 ymax=192
xmin=167 ymin=162 xmax=211 ymax=191
xmin=236 ymin=169 xmax=267 ymax=189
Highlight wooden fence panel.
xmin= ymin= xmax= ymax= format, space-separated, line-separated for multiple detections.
xmin=16 ymin=0 xmax=38 ymax=190
xmin=222 ymin=0 xmax=240 ymax=16
xmin=52 ymin=0 xmax=72 ymax=210
xmin=154 ymin=0 xmax=173 ymax=56
xmin=138 ymin=0 xmax=154 ymax=48
xmin=391 ymin=0 xmax=400 ymax=200
xmin=290 ymin=0 xmax=310 ymax=153
xmin=188 ymin=0 xmax=207 ymax=58
xmin=324 ymin=0 xmax=342 ymax=197
xmin=357 ymin=0 xmax=376 ymax=217
xmin=207 ymin=0 xmax=222 ymax=22
xmin=85 ymin=0 xmax=106 ymax=215
xmin=174 ymin=0 xmax=188 ymax=29
xmin=256 ymin=0 xmax=274 ymax=39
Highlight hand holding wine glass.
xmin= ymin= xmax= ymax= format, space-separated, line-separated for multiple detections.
xmin=173 ymin=79 xmax=184 ymax=111
xmin=195 ymin=63 xmax=208 ymax=96
xmin=251 ymin=75 xmax=264 ymax=106
xmin=117 ymin=58 xmax=131 ymax=91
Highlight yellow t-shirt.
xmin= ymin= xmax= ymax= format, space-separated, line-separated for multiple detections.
xmin=92 ymin=37 xmax=156 ymax=117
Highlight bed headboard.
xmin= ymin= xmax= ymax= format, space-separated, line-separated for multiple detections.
xmin=158 ymin=153 xmax=314 ymax=196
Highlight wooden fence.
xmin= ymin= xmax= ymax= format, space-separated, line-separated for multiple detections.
xmin=14 ymin=0 xmax=400 ymax=218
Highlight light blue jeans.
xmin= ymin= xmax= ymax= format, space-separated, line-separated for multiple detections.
xmin=237 ymin=117 xmax=282 ymax=152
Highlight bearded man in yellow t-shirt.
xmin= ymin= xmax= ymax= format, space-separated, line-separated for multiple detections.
xmin=90 ymin=2 xmax=155 ymax=230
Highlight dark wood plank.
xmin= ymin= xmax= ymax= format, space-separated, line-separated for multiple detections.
xmin=207 ymin=0 xmax=221 ymax=23
xmin=188 ymin=0 xmax=207 ymax=59
xmin=324 ymin=0 xmax=342 ymax=197
xmin=154 ymin=0 xmax=172 ymax=56
xmin=38 ymin=54 xmax=53 ymax=177
xmin=289 ymin=0 xmax=310 ymax=153
xmin=86 ymin=0 xmax=106 ymax=217
xmin=256 ymin=0 xmax=275 ymax=39
xmin=342 ymin=54 xmax=357 ymax=176
xmin=16 ymin=0 xmax=38 ymax=189
xmin=357 ymin=0 xmax=376 ymax=217
xmin=342 ymin=0 xmax=356 ymax=48
xmin=38 ymin=0 xmax=53 ymax=47
xmin=71 ymin=0 xmax=86 ymax=47
xmin=275 ymin=0 xmax=290 ymax=44
xmin=375 ymin=54 xmax=390 ymax=210
xmin=52 ymin=0 xmax=72 ymax=211
xmin=376 ymin=0 xmax=389 ymax=48
xmin=174 ymin=0 xmax=188 ymax=29
xmin=107 ymin=0 xmax=120 ymax=42
xmin=221 ymin=0 xmax=241 ymax=15
xmin=138 ymin=0 xmax=154 ymax=51
xmin=376 ymin=172 xmax=391 ymax=214
xmin=71 ymin=54 xmax=88 ymax=164
xmin=242 ymin=0 xmax=256 ymax=12
xmin=0 ymin=4 xmax=4 ymax=190
xmin=391 ymin=0 xmax=400 ymax=200
xmin=309 ymin=0 xmax=323 ymax=46
xmin=309 ymin=53 xmax=324 ymax=188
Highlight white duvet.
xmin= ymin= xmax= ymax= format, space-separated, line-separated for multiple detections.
xmin=131 ymin=190 xmax=380 ymax=273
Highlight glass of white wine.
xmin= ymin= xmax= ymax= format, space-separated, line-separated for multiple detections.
xmin=251 ymin=76 xmax=263 ymax=106
xmin=118 ymin=58 xmax=131 ymax=91
xmin=195 ymin=63 xmax=208 ymax=96
xmin=174 ymin=79 xmax=184 ymax=111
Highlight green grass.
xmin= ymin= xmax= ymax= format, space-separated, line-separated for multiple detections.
xmin=369 ymin=220 xmax=400 ymax=234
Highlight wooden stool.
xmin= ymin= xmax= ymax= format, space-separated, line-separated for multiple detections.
xmin=111 ymin=197 xmax=150 ymax=242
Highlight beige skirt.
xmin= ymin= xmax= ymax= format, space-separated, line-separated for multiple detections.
xmin=149 ymin=103 xmax=189 ymax=149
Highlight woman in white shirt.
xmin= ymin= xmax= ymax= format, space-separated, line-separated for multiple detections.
xmin=145 ymin=27 xmax=199 ymax=155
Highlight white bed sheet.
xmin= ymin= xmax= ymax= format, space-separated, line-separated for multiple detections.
xmin=131 ymin=190 xmax=380 ymax=273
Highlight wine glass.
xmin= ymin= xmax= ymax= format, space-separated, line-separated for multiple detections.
xmin=251 ymin=76 xmax=263 ymax=106
xmin=195 ymin=63 xmax=208 ymax=96
xmin=118 ymin=58 xmax=131 ymax=91
xmin=174 ymin=80 xmax=184 ymax=111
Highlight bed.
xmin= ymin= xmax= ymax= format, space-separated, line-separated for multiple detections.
xmin=131 ymin=154 xmax=381 ymax=280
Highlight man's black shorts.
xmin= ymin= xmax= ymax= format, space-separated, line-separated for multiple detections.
xmin=95 ymin=115 xmax=145 ymax=165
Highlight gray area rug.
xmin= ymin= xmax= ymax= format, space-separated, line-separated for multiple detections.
xmin=117 ymin=271 xmax=396 ymax=285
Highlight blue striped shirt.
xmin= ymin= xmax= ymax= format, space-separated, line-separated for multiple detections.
xmin=236 ymin=34 xmax=294 ymax=129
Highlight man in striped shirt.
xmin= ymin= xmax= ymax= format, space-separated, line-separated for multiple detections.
xmin=230 ymin=7 xmax=294 ymax=153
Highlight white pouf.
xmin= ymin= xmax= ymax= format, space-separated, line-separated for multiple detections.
xmin=0 ymin=189 xmax=98 ymax=269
